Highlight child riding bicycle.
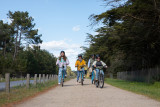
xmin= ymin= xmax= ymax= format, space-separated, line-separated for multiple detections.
xmin=92 ymin=55 xmax=107 ymax=81
xmin=75 ymin=54 xmax=86 ymax=84
xmin=56 ymin=51 xmax=69 ymax=85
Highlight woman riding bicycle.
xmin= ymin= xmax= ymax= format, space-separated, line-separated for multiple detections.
xmin=56 ymin=51 xmax=69 ymax=85
xmin=75 ymin=54 xmax=86 ymax=84
xmin=92 ymin=55 xmax=107 ymax=81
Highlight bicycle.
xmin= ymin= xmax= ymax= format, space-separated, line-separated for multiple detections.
xmin=61 ymin=66 xmax=65 ymax=87
xmin=95 ymin=67 xmax=105 ymax=88
xmin=80 ymin=71 xmax=83 ymax=85
xmin=79 ymin=66 xmax=84 ymax=86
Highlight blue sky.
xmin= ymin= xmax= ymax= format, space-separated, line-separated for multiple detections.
xmin=0 ymin=0 xmax=109 ymax=70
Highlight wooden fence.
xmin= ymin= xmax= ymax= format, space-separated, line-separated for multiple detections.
xmin=117 ymin=67 xmax=160 ymax=83
xmin=3 ymin=73 xmax=58 ymax=93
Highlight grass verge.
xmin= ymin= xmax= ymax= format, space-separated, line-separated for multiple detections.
xmin=0 ymin=77 xmax=74 ymax=106
xmin=105 ymin=78 xmax=160 ymax=101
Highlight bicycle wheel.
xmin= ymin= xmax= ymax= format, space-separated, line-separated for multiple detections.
xmin=81 ymin=73 xmax=83 ymax=86
xmin=61 ymin=71 xmax=63 ymax=87
xmin=100 ymin=74 xmax=104 ymax=88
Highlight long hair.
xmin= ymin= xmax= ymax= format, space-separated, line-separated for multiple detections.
xmin=59 ymin=51 xmax=67 ymax=61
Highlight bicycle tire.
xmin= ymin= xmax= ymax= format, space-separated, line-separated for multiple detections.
xmin=100 ymin=74 xmax=104 ymax=88
xmin=61 ymin=71 xmax=63 ymax=87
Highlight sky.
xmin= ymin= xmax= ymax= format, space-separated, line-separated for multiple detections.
xmin=0 ymin=0 xmax=109 ymax=70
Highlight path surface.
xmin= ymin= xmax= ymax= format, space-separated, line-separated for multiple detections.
xmin=16 ymin=79 xmax=160 ymax=107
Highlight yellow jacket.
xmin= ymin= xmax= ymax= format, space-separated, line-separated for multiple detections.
xmin=75 ymin=59 xmax=86 ymax=71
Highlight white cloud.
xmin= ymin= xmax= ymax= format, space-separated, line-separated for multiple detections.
xmin=1 ymin=18 xmax=13 ymax=24
xmin=2 ymin=19 xmax=5 ymax=22
xmin=40 ymin=40 xmax=84 ymax=70
xmin=72 ymin=25 xmax=80 ymax=32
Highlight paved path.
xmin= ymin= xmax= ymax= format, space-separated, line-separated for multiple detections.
xmin=16 ymin=79 xmax=160 ymax=107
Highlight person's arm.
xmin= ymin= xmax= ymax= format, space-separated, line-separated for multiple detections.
xmin=75 ymin=61 xmax=78 ymax=67
xmin=88 ymin=59 xmax=90 ymax=68
xmin=101 ymin=61 xmax=107 ymax=68
xmin=66 ymin=58 xmax=69 ymax=65
xmin=56 ymin=59 xmax=59 ymax=66
xmin=92 ymin=61 xmax=96 ymax=67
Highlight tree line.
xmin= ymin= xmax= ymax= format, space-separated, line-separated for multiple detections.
xmin=83 ymin=0 xmax=160 ymax=74
xmin=0 ymin=11 xmax=57 ymax=77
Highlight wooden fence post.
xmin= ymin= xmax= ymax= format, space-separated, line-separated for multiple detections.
xmin=46 ymin=74 xmax=48 ymax=82
xmin=26 ymin=74 xmax=30 ymax=88
xmin=34 ymin=74 xmax=37 ymax=85
xmin=109 ymin=73 xmax=113 ymax=79
xmin=43 ymin=74 xmax=45 ymax=83
xmin=52 ymin=75 xmax=53 ymax=80
xmin=39 ymin=74 xmax=41 ymax=83
xmin=5 ymin=73 xmax=10 ymax=93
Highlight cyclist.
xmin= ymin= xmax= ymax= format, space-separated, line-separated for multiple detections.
xmin=92 ymin=55 xmax=107 ymax=81
xmin=75 ymin=54 xmax=86 ymax=84
xmin=56 ymin=51 xmax=69 ymax=85
xmin=88 ymin=54 xmax=96 ymax=84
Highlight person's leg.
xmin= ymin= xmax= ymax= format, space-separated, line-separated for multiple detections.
xmin=58 ymin=68 xmax=62 ymax=84
xmin=77 ymin=71 xmax=80 ymax=82
xmin=64 ymin=66 xmax=67 ymax=77
xmin=81 ymin=68 xmax=85 ymax=78
xmin=91 ymin=71 xmax=94 ymax=82
xmin=100 ymin=70 xmax=104 ymax=76
xmin=96 ymin=69 xmax=100 ymax=80
xmin=82 ymin=71 xmax=84 ymax=80
xmin=62 ymin=69 xmax=65 ymax=80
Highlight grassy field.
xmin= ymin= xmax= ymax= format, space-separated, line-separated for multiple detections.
xmin=0 ymin=77 xmax=74 ymax=106
xmin=105 ymin=78 xmax=160 ymax=101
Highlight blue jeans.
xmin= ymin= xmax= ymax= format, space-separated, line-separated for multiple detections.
xmin=96 ymin=69 xmax=104 ymax=80
xmin=58 ymin=67 xmax=66 ymax=83
xmin=77 ymin=68 xmax=84 ymax=81
xmin=91 ymin=71 xmax=95 ymax=82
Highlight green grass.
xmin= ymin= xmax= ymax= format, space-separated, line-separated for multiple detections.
xmin=105 ymin=78 xmax=160 ymax=101
xmin=0 ymin=77 xmax=75 ymax=106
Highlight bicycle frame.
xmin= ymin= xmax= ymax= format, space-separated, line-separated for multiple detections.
xmin=61 ymin=67 xmax=65 ymax=87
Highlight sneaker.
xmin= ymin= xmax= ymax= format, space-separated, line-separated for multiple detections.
xmin=58 ymin=83 xmax=60 ymax=85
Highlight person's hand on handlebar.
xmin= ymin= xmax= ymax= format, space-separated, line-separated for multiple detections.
xmin=104 ymin=66 xmax=107 ymax=69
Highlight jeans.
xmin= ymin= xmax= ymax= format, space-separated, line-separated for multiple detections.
xmin=58 ymin=67 xmax=66 ymax=83
xmin=91 ymin=71 xmax=95 ymax=82
xmin=77 ymin=68 xmax=84 ymax=81
xmin=95 ymin=69 xmax=104 ymax=80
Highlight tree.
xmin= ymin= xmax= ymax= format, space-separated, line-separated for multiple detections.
xmin=7 ymin=11 xmax=42 ymax=60
xmin=83 ymin=0 xmax=160 ymax=73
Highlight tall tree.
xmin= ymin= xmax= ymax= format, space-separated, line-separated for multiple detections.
xmin=7 ymin=11 xmax=42 ymax=60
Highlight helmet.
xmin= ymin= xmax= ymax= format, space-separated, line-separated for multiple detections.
xmin=96 ymin=54 xmax=100 ymax=59
xmin=78 ymin=54 xmax=82 ymax=57
xmin=91 ymin=54 xmax=95 ymax=58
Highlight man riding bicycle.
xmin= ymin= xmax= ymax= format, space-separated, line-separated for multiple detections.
xmin=92 ymin=55 xmax=107 ymax=81
xmin=75 ymin=54 xmax=86 ymax=84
